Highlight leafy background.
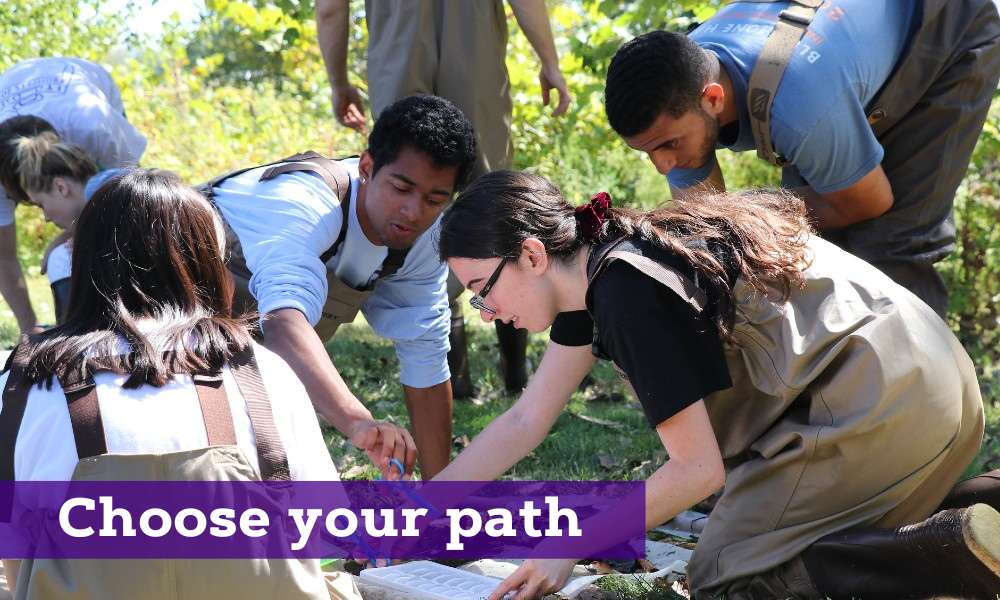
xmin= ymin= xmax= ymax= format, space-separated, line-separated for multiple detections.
xmin=1 ymin=0 xmax=998 ymax=470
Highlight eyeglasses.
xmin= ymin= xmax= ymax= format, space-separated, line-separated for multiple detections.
xmin=469 ymin=256 xmax=511 ymax=315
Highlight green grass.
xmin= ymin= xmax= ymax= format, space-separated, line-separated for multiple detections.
xmin=322 ymin=301 xmax=666 ymax=482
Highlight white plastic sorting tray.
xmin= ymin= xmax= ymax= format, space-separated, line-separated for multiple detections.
xmin=358 ymin=560 xmax=505 ymax=599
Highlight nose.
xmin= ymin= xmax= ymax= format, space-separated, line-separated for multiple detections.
xmin=399 ymin=195 xmax=421 ymax=221
xmin=648 ymin=150 xmax=677 ymax=175
xmin=478 ymin=308 xmax=497 ymax=323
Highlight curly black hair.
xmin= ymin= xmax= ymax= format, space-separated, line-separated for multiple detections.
xmin=605 ymin=31 xmax=718 ymax=138
xmin=367 ymin=94 xmax=479 ymax=190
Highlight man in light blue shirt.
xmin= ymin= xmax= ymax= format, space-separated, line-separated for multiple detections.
xmin=604 ymin=0 xmax=1000 ymax=318
xmin=206 ymin=95 xmax=478 ymax=479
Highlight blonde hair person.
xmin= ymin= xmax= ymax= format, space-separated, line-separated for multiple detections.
xmin=15 ymin=132 xmax=97 ymax=230
xmin=0 ymin=57 xmax=146 ymax=334
xmin=12 ymin=133 xmax=99 ymax=323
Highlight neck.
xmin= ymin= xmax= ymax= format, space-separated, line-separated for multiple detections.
xmin=554 ymin=247 xmax=592 ymax=313
xmin=354 ymin=178 xmax=381 ymax=246
xmin=716 ymin=59 xmax=740 ymax=127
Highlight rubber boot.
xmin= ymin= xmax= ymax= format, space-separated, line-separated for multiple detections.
xmin=496 ymin=320 xmax=528 ymax=393
xmin=801 ymin=503 xmax=1000 ymax=600
xmin=50 ymin=278 xmax=71 ymax=325
xmin=447 ymin=296 xmax=474 ymax=399
xmin=938 ymin=469 xmax=1000 ymax=513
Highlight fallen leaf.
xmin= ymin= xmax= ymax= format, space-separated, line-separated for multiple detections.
xmin=342 ymin=465 xmax=368 ymax=479
xmin=596 ymin=452 xmax=618 ymax=470
xmin=334 ymin=454 xmax=356 ymax=471
xmin=586 ymin=560 xmax=617 ymax=574
xmin=638 ymin=558 xmax=658 ymax=573
xmin=569 ymin=412 xmax=623 ymax=428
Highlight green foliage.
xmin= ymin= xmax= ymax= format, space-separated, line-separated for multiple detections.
xmin=185 ymin=0 xmax=324 ymax=93
xmin=939 ymin=96 xmax=1000 ymax=410
xmin=0 ymin=0 xmax=127 ymax=67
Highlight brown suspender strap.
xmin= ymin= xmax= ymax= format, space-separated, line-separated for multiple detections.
xmin=58 ymin=367 xmax=110 ymax=461
xmin=257 ymin=155 xmax=353 ymax=264
xmin=605 ymin=250 xmax=708 ymax=313
xmin=193 ymin=370 xmax=238 ymax=446
xmin=380 ymin=249 xmax=408 ymax=281
xmin=260 ymin=151 xmax=351 ymax=199
xmin=201 ymin=151 xmax=408 ymax=288
xmin=733 ymin=0 xmax=823 ymax=166
xmin=197 ymin=150 xmax=353 ymax=262
xmin=228 ymin=346 xmax=291 ymax=482
xmin=0 ymin=336 xmax=35 ymax=484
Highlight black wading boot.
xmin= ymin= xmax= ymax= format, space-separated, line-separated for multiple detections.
xmin=496 ymin=320 xmax=528 ymax=393
xmin=51 ymin=278 xmax=71 ymax=325
xmin=802 ymin=503 xmax=1000 ymax=600
xmin=939 ymin=470 xmax=1000 ymax=513
xmin=447 ymin=299 xmax=474 ymax=399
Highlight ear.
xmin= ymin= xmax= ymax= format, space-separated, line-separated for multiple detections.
xmin=701 ymin=82 xmax=725 ymax=116
xmin=358 ymin=150 xmax=374 ymax=181
xmin=521 ymin=237 xmax=549 ymax=273
xmin=52 ymin=177 xmax=71 ymax=197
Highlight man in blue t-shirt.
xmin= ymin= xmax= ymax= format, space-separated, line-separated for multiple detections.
xmin=604 ymin=0 xmax=1000 ymax=317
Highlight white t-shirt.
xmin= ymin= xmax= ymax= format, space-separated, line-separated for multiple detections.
xmin=2 ymin=341 xmax=340 ymax=483
xmin=0 ymin=57 xmax=147 ymax=225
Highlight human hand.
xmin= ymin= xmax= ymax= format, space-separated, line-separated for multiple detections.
xmin=332 ymin=83 xmax=367 ymax=133
xmin=487 ymin=558 xmax=578 ymax=600
xmin=348 ymin=419 xmax=417 ymax=480
xmin=539 ymin=65 xmax=570 ymax=117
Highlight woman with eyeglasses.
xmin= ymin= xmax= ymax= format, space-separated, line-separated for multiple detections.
xmin=429 ymin=170 xmax=997 ymax=600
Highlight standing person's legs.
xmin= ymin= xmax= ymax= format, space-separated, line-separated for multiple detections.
xmin=437 ymin=0 xmax=527 ymax=394
xmin=832 ymin=0 xmax=1000 ymax=318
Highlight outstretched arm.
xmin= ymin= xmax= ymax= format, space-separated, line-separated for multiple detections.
xmin=315 ymin=0 xmax=367 ymax=133
xmin=488 ymin=399 xmax=725 ymax=599
xmin=434 ymin=342 xmax=595 ymax=482
xmin=507 ymin=0 xmax=571 ymax=116
xmin=262 ymin=308 xmax=417 ymax=478
xmin=0 ymin=224 xmax=39 ymax=333
xmin=403 ymin=382 xmax=452 ymax=480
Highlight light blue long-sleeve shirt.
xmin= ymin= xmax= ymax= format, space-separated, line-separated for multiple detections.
xmin=211 ymin=157 xmax=451 ymax=389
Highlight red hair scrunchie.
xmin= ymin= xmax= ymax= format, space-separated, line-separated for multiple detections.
xmin=575 ymin=191 xmax=612 ymax=240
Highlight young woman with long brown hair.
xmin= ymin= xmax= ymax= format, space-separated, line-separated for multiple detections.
xmin=431 ymin=170 xmax=997 ymax=600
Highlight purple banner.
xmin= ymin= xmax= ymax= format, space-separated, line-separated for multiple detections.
xmin=0 ymin=481 xmax=644 ymax=561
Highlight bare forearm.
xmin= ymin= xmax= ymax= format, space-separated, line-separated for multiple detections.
xmin=435 ymin=343 xmax=595 ymax=481
xmin=403 ymin=381 xmax=452 ymax=479
xmin=508 ymin=0 xmax=560 ymax=70
xmin=0 ymin=224 xmax=38 ymax=333
xmin=261 ymin=308 xmax=372 ymax=434
xmin=793 ymin=165 xmax=894 ymax=230
xmin=315 ymin=0 xmax=351 ymax=89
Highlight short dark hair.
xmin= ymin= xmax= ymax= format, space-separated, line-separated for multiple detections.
xmin=367 ymin=94 xmax=478 ymax=191
xmin=23 ymin=169 xmax=255 ymax=388
xmin=605 ymin=31 xmax=718 ymax=137
xmin=0 ymin=115 xmax=57 ymax=202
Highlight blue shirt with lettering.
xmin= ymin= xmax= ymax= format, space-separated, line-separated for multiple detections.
xmin=668 ymin=0 xmax=919 ymax=193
